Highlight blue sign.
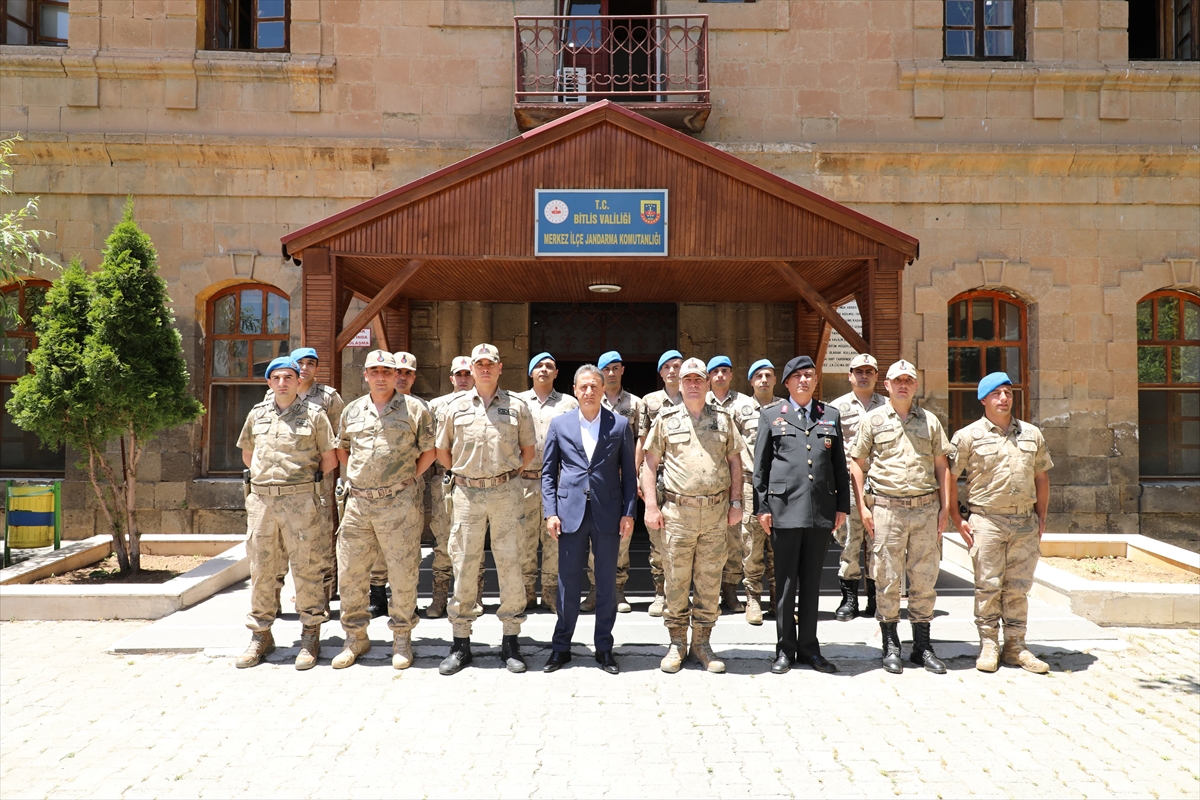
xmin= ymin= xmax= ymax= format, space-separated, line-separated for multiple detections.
xmin=535 ymin=189 xmax=668 ymax=257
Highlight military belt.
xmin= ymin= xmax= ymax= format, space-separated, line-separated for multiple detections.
xmin=663 ymin=489 xmax=728 ymax=508
xmin=453 ymin=468 xmax=520 ymax=489
xmin=872 ymin=492 xmax=937 ymax=509
xmin=250 ymin=483 xmax=313 ymax=497
xmin=349 ymin=477 xmax=417 ymax=499
xmin=520 ymin=469 xmax=541 ymax=480
xmin=970 ymin=503 xmax=1034 ymax=516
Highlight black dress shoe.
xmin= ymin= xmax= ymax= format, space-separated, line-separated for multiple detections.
xmin=803 ymin=654 xmax=839 ymax=674
xmin=543 ymin=650 xmax=571 ymax=673
xmin=770 ymin=653 xmax=792 ymax=674
xmin=595 ymin=650 xmax=619 ymax=674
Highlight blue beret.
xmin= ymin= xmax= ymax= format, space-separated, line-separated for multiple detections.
xmin=782 ymin=355 xmax=816 ymax=382
xmin=706 ymin=355 xmax=732 ymax=373
xmin=598 ymin=350 xmax=622 ymax=369
xmin=978 ymin=371 xmax=1013 ymax=401
xmin=266 ymin=356 xmax=300 ymax=379
xmin=290 ymin=347 xmax=319 ymax=362
xmin=657 ymin=350 xmax=684 ymax=371
xmin=528 ymin=352 xmax=554 ymax=376
xmin=747 ymin=359 xmax=774 ymax=381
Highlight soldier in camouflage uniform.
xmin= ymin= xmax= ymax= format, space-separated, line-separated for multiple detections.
xmin=425 ymin=356 xmax=475 ymax=617
xmin=949 ymin=372 xmax=1053 ymax=675
xmin=587 ymin=350 xmax=643 ymax=613
xmin=331 ymin=350 xmax=437 ymax=670
xmin=518 ymin=352 xmax=578 ymax=613
xmin=643 ymin=358 xmax=745 ymax=675
xmin=265 ymin=347 xmax=344 ymax=610
xmin=435 ymin=343 xmax=536 ymax=675
xmin=638 ymin=349 xmax=685 ymax=617
xmin=706 ymin=355 xmax=754 ymax=615
xmin=739 ymin=359 xmax=778 ymax=625
xmin=236 ymin=356 xmax=338 ymax=670
xmin=829 ymin=353 xmax=886 ymax=621
xmin=849 ymin=359 xmax=953 ymax=676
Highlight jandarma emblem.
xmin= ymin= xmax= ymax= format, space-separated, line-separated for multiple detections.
xmin=640 ymin=199 xmax=661 ymax=225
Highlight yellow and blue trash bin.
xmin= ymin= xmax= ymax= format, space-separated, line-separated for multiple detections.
xmin=3 ymin=481 xmax=61 ymax=567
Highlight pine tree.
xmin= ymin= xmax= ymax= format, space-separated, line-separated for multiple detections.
xmin=8 ymin=200 xmax=204 ymax=573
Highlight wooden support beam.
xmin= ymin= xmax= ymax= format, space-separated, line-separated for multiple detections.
xmin=770 ymin=261 xmax=870 ymax=354
xmin=334 ymin=260 xmax=424 ymax=351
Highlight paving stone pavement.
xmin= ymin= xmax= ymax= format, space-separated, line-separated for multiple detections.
xmin=1 ymin=616 xmax=1198 ymax=799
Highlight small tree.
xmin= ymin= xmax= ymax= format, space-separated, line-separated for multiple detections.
xmin=1 ymin=135 xmax=59 ymax=332
xmin=8 ymin=201 xmax=204 ymax=573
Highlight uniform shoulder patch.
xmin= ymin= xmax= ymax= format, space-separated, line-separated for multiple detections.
xmin=761 ymin=399 xmax=782 ymax=411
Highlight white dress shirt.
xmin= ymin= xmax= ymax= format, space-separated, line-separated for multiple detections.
xmin=579 ymin=409 xmax=601 ymax=462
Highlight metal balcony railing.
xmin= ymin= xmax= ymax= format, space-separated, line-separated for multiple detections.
xmin=514 ymin=14 xmax=709 ymax=106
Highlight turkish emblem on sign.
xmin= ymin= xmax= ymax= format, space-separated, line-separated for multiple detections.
xmin=640 ymin=199 xmax=661 ymax=225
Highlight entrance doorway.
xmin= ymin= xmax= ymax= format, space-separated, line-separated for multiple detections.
xmin=530 ymin=302 xmax=676 ymax=396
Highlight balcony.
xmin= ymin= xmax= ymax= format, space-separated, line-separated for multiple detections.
xmin=514 ymin=14 xmax=710 ymax=134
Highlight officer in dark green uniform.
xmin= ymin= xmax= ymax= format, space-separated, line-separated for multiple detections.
xmin=752 ymin=355 xmax=850 ymax=675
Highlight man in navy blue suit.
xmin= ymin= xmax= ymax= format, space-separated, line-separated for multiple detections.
xmin=541 ymin=364 xmax=637 ymax=674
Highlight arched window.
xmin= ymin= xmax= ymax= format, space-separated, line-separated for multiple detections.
xmin=1137 ymin=290 xmax=1200 ymax=478
xmin=0 ymin=281 xmax=65 ymax=475
xmin=947 ymin=290 xmax=1029 ymax=435
xmin=205 ymin=284 xmax=290 ymax=474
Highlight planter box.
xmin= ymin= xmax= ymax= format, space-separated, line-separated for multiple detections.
xmin=0 ymin=534 xmax=248 ymax=621
xmin=943 ymin=532 xmax=1200 ymax=628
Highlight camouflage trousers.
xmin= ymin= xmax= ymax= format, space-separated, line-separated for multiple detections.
xmin=367 ymin=478 xmax=425 ymax=588
xmin=835 ymin=497 xmax=875 ymax=581
xmin=338 ymin=486 xmax=423 ymax=637
xmin=588 ymin=530 xmax=631 ymax=590
xmin=662 ymin=500 xmax=728 ymax=629
xmin=870 ymin=503 xmax=940 ymax=624
xmin=246 ymin=491 xmax=330 ymax=632
xmin=275 ymin=480 xmax=335 ymax=599
xmin=739 ymin=477 xmax=774 ymax=596
xmin=723 ymin=513 xmax=745 ymax=585
xmin=968 ymin=512 xmax=1041 ymax=638
xmin=429 ymin=471 xmax=453 ymax=583
xmin=520 ymin=477 xmax=558 ymax=586
xmin=447 ymin=480 xmax=527 ymax=637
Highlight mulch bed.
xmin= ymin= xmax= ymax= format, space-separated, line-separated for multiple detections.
xmin=34 ymin=554 xmax=211 ymax=585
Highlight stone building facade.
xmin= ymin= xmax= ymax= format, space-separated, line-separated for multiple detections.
xmin=0 ymin=0 xmax=1197 ymax=542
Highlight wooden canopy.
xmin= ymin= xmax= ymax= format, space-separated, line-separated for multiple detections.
xmin=280 ymin=101 xmax=919 ymax=386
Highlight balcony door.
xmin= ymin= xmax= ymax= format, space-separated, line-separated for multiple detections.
xmin=560 ymin=0 xmax=657 ymax=100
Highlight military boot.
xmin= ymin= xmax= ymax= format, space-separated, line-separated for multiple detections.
xmin=880 ymin=622 xmax=904 ymax=674
xmin=367 ymin=584 xmax=388 ymax=618
xmin=909 ymin=622 xmax=947 ymax=674
xmin=660 ymin=626 xmax=688 ymax=673
xmin=235 ymin=629 xmax=275 ymax=669
xmin=331 ymin=634 xmax=371 ymax=669
xmin=615 ymin=583 xmax=632 ymax=614
xmin=392 ymin=630 xmax=413 ymax=670
xmin=295 ymin=625 xmax=322 ymax=671
xmin=541 ymin=579 xmax=558 ymax=614
xmin=721 ymin=583 xmax=745 ymax=613
xmin=648 ymin=578 xmax=666 ymax=617
xmin=426 ymin=577 xmax=450 ymax=619
xmin=580 ymin=586 xmax=597 ymax=613
xmin=1001 ymin=633 xmax=1049 ymax=674
xmin=439 ymin=637 xmax=473 ymax=675
xmin=976 ymin=630 xmax=1001 ymax=673
xmin=744 ymin=593 xmax=764 ymax=626
xmin=500 ymin=634 xmax=527 ymax=673
xmin=862 ymin=578 xmax=878 ymax=618
xmin=834 ymin=578 xmax=860 ymax=621
xmin=689 ymin=625 xmax=726 ymax=673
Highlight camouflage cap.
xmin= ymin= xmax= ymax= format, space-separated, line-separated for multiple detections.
xmin=471 ymin=343 xmax=501 ymax=363
xmin=364 ymin=350 xmax=397 ymax=369
xmin=886 ymin=359 xmax=917 ymax=380
xmin=679 ymin=357 xmax=709 ymax=379
xmin=450 ymin=356 xmax=472 ymax=373
xmin=849 ymin=353 xmax=878 ymax=370
xmin=393 ymin=351 xmax=417 ymax=370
